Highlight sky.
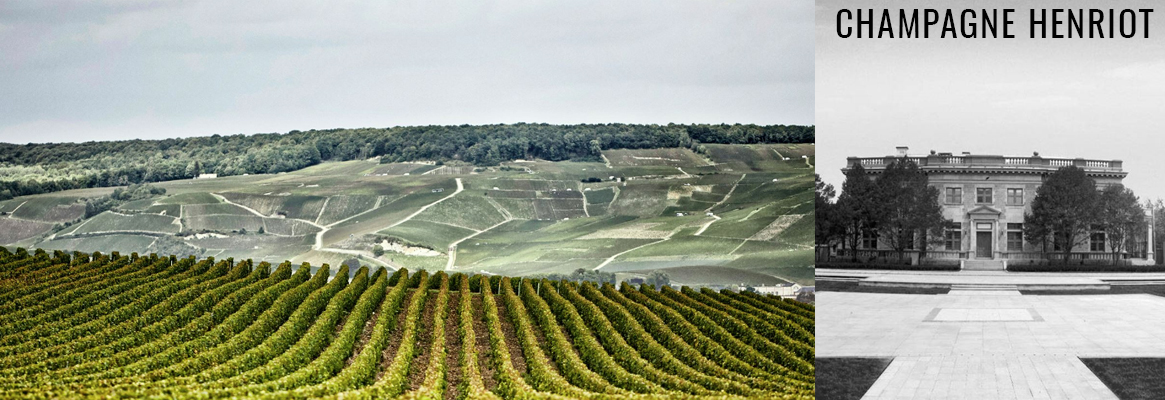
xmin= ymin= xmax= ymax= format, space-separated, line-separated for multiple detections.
xmin=816 ymin=0 xmax=1165 ymax=201
xmin=0 ymin=0 xmax=813 ymax=144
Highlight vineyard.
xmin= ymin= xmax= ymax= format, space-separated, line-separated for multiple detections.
xmin=0 ymin=248 xmax=814 ymax=399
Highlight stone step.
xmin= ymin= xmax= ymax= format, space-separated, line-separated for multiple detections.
xmin=950 ymin=283 xmax=1019 ymax=291
xmin=962 ymin=260 xmax=1006 ymax=271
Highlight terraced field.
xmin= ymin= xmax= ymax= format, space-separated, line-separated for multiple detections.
xmin=0 ymin=248 xmax=814 ymax=399
xmin=1 ymin=144 xmax=813 ymax=287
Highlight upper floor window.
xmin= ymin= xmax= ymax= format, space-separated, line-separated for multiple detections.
xmin=1006 ymin=188 xmax=1024 ymax=206
xmin=976 ymin=188 xmax=993 ymax=204
xmin=945 ymin=187 xmax=962 ymax=204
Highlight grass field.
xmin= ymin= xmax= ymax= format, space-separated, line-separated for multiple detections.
xmin=0 ymin=218 xmax=53 ymax=244
xmin=414 ymin=194 xmax=506 ymax=231
xmin=68 ymin=212 xmax=180 ymax=235
xmin=315 ymin=195 xmax=380 ymax=225
xmin=218 ymin=193 xmax=327 ymax=220
xmin=603 ymin=148 xmax=709 ymax=167
xmin=156 ymin=192 xmax=221 ymax=205
xmin=378 ymin=220 xmax=476 ymax=251
xmin=7 ymin=196 xmax=86 ymax=223
xmin=181 ymin=203 xmax=255 ymax=217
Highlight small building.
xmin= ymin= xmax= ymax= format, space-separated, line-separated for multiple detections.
xmin=195 ymin=173 xmax=218 ymax=179
xmin=432 ymin=188 xmax=444 ymax=193
xmin=754 ymin=283 xmax=802 ymax=298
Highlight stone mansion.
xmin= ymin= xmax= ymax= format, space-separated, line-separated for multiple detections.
xmin=841 ymin=147 xmax=1154 ymax=266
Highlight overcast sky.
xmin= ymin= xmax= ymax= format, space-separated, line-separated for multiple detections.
xmin=0 ymin=0 xmax=813 ymax=144
xmin=817 ymin=0 xmax=1165 ymax=201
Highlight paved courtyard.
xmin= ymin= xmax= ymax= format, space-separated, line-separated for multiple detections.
xmin=818 ymin=289 xmax=1165 ymax=399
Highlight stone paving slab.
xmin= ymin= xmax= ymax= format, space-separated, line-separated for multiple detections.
xmin=861 ymin=355 xmax=1117 ymax=400
xmin=817 ymin=268 xmax=1165 ymax=280
xmin=819 ymin=290 xmax=1165 ymax=399
xmin=819 ymin=292 xmax=1165 ymax=357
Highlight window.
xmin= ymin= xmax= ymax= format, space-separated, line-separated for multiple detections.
xmin=945 ymin=187 xmax=962 ymax=204
xmin=904 ymin=230 xmax=915 ymax=250
xmin=976 ymin=188 xmax=993 ymax=204
xmin=861 ymin=231 xmax=878 ymax=249
xmin=1007 ymin=188 xmax=1024 ymax=206
xmin=1007 ymin=223 xmax=1024 ymax=251
xmin=945 ymin=223 xmax=962 ymax=251
xmin=1053 ymin=231 xmax=1064 ymax=252
xmin=1091 ymin=225 xmax=1106 ymax=252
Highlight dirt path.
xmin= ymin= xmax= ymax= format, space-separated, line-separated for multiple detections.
xmin=692 ymin=173 xmax=746 ymax=236
xmin=601 ymin=154 xmax=613 ymax=169
xmin=314 ymin=197 xmax=331 ymax=225
xmin=383 ymin=178 xmax=463 ymax=232
xmin=8 ymin=201 xmax=26 ymax=215
xmin=706 ymin=173 xmax=745 ymax=213
xmin=592 ymin=231 xmax=676 ymax=271
xmin=445 ymin=217 xmax=510 ymax=270
xmin=693 ymin=214 xmax=721 ymax=236
xmin=576 ymin=182 xmax=590 ymax=218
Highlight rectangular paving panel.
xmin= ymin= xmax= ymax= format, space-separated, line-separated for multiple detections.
xmin=926 ymin=308 xmax=1042 ymax=322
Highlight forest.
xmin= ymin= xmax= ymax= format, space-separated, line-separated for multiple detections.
xmin=0 ymin=123 xmax=812 ymax=200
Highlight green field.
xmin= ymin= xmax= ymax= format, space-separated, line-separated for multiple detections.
xmin=378 ymin=220 xmax=476 ymax=251
xmin=4 ymin=144 xmax=811 ymax=283
xmin=67 ymin=212 xmax=180 ymax=235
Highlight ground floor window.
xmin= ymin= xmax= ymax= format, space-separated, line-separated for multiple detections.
xmin=1007 ymin=223 xmax=1023 ymax=251
xmin=945 ymin=223 xmax=962 ymax=251
xmin=1091 ymin=225 xmax=1106 ymax=252
xmin=861 ymin=231 xmax=878 ymax=249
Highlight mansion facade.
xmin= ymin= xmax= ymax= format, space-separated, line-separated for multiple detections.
xmin=842 ymin=147 xmax=1154 ymax=265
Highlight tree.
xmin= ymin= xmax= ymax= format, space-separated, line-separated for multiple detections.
xmin=372 ymin=245 xmax=385 ymax=257
xmin=1098 ymin=185 xmax=1146 ymax=265
xmin=815 ymin=174 xmax=841 ymax=249
xmin=645 ymin=271 xmax=670 ymax=289
xmin=1023 ymin=166 xmax=1099 ymax=264
xmin=835 ymin=164 xmax=882 ymax=261
xmin=875 ymin=160 xmax=948 ymax=263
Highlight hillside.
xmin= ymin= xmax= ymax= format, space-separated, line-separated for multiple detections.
xmin=0 ymin=143 xmax=814 ymax=286
xmin=0 ymin=123 xmax=812 ymax=200
xmin=0 ymin=249 xmax=814 ymax=399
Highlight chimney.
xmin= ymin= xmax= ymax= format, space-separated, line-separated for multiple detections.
xmin=896 ymin=146 xmax=909 ymax=157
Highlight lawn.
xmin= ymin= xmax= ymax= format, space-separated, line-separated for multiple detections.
xmin=815 ymin=357 xmax=893 ymax=400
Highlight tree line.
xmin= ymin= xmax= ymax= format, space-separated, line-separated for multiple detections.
xmin=0 ymin=123 xmax=812 ymax=200
xmin=816 ymin=161 xmax=1149 ymax=265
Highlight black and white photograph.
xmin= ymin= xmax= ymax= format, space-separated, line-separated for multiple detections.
xmin=0 ymin=1 xmax=816 ymax=399
xmin=814 ymin=0 xmax=1165 ymax=399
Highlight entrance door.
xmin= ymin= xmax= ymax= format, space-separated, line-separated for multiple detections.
xmin=976 ymin=231 xmax=992 ymax=258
